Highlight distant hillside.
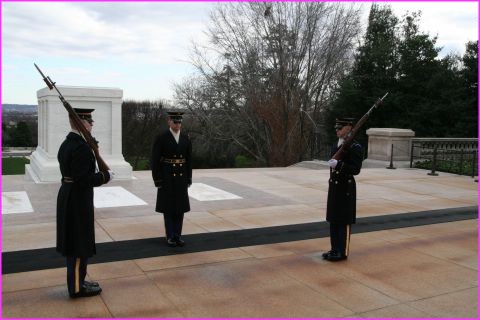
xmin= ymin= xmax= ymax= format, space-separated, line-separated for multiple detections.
xmin=2 ymin=104 xmax=38 ymax=113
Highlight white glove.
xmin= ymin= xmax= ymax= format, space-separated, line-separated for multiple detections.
xmin=108 ymin=170 xmax=116 ymax=181
xmin=328 ymin=159 xmax=338 ymax=169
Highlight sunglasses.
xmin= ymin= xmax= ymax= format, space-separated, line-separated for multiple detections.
xmin=81 ymin=118 xmax=94 ymax=124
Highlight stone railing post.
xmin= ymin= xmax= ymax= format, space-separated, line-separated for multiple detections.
xmin=366 ymin=128 xmax=415 ymax=162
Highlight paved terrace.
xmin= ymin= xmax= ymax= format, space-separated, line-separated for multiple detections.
xmin=1 ymin=166 xmax=478 ymax=318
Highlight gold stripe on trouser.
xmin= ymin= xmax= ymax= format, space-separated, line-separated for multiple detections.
xmin=345 ymin=225 xmax=351 ymax=257
xmin=75 ymin=258 xmax=81 ymax=293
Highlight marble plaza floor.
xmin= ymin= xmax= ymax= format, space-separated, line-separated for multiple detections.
xmin=1 ymin=166 xmax=478 ymax=318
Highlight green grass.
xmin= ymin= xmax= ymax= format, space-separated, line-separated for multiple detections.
xmin=2 ymin=156 xmax=150 ymax=175
xmin=134 ymin=159 xmax=150 ymax=170
xmin=234 ymin=155 xmax=255 ymax=168
xmin=125 ymin=157 xmax=150 ymax=170
xmin=2 ymin=157 xmax=30 ymax=175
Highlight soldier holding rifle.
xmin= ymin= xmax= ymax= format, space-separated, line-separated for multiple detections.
xmin=57 ymin=108 xmax=114 ymax=297
xmin=323 ymin=117 xmax=363 ymax=262
xmin=35 ymin=64 xmax=114 ymax=298
xmin=323 ymin=93 xmax=388 ymax=262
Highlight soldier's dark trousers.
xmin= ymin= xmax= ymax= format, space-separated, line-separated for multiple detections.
xmin=66 ymin=256 xmax=88 ymax=295
xmin=330 ymin=223 xmax=351 ymax=257
xmin=163 ymin=212 xmax=184 ymax=240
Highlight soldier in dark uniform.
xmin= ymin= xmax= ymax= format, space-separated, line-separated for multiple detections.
xmin=323 ymin=117 xmax=363 ymax=262
xmin=151 ymin=111 xmax=192 ymax=247
xmin=57 ymin=108 xmax=113 ymax=298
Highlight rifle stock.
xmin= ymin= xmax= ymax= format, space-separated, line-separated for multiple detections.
xmin=34 ymin=63 xmax=110 ymax=172
xmin=332 ymin=92 xmax=389 ymax=161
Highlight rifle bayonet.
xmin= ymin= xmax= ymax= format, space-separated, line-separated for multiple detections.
xmin=34 ymin=63 xmax=54 ymax=90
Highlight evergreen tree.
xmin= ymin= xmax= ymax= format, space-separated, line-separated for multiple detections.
xmin=397 ymin=15 xmax=474 ymax=137
xmin=455 ymin=41 xmax=478 ymax=137
xmin=122 ymin=100 xmax=165 ymax=170
xmin=396 ymin=12 xmax=444 ymax=136
xmin=331 ymin=5 xmax=474 ymax=141
xmin=2 ymin=122 xmax=11 ymax=147
xmin=329 ymin=3 xmax=399 ymax=144
xmin=10 ymin=121 xmax=33 ymax=147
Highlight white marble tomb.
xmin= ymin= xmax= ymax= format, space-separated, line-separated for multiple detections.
xmin=26 ymin=86 xmax=133 ymax=183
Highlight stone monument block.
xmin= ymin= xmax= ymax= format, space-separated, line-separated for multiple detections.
xmin=366 ymin=128 xmax=415 ymax=161
xmin=25 ymin=86 xmax=133 ymax=182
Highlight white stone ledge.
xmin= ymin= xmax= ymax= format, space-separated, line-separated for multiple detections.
xmin=366 ymin=128 xmax=415 ymax=137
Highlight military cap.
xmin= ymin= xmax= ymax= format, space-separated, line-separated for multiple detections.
xmin=335 ymin=117 xmax=355 ymax=130
xmin=72 ymin=108 xmax=94 ymax=122
xmin=167 ymin=111 xmax=184 ymax=123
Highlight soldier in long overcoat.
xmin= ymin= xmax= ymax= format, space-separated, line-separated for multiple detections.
xmin=151 ymin=111 xmax=192 ymax=247
xmin=323 ymin=117 xmax=363 ymax=261
xmin=57 ymin=108 xmax=112 ymax=298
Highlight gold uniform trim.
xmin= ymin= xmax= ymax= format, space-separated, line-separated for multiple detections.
xmin=345 ymin=225 xmax=350 ymax=256
xmin=75 ymin=258 xmax=81 ymax=293
xmin=163 ymin=158 xmax=186 ymax=164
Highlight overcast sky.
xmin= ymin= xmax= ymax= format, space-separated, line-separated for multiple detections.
xmin=1 ymin=1 xmax=478 ymax=105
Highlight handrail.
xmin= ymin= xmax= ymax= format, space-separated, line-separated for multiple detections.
xmin=411 ymin=138 xmax=477 ymax=142
xmin=410 ymin=137 xmax=478 ymax=177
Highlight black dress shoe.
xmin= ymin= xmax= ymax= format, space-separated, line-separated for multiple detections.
xmin=166 ymin=238 xmax=177 ymax=247
xmin=84 ymin=280 xmax=99 ymax=287
xmin=322 ymin=250 xmax=334 ymax=259
xmin=175 ymin=238 xmax=185 ymax=247
xmin=325 ymin=251 xmax=347 ymax=262
xmin=69 ymin=284 xmax=102 ymax=299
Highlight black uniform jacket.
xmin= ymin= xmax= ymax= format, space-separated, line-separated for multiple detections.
xmin=151 ymin=129 xmax=192 ymax=214
xmin=326 ymin=141 xmax=363 ymax=224
xmin=57 ymin=132 xmax=110 ymax=257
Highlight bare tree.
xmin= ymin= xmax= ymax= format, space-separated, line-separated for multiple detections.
xmin=122 ymin=100 xmax=167 ymax=169
xmin=175 ymin=2 xmax=362 ymax=166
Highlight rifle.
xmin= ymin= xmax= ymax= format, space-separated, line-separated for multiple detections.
xmin=34 ymin=63 xmax=110 ymax=172
xmin=332 ymin=92 xmax=389 ymax=161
